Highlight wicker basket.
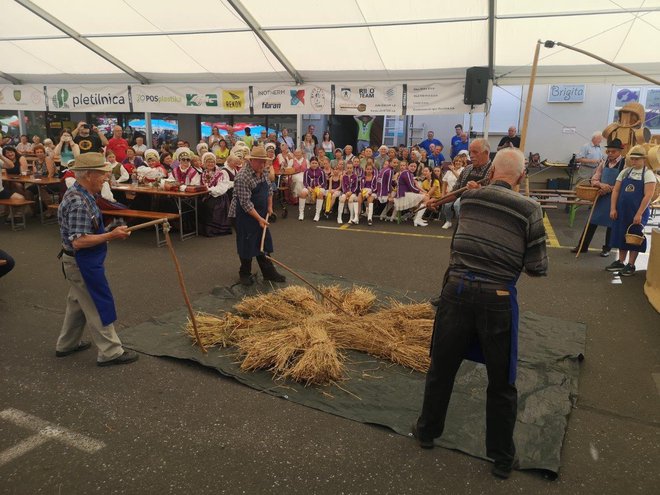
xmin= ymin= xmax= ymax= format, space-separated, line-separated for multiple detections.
xmin=624 ymin=225 xmax=645 ymax=246
xmin=575 ymin=180 xmax=599 ymax=201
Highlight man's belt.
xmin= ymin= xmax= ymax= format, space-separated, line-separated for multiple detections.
xmin=446 ymin=274 xmax=510 ymax=291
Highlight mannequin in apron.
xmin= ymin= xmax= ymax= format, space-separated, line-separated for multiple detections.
xmin=228 ymin=146 xmax=286 ymax=286
xmin=572 ymin=139 xmax=626 ymax=256
xmin=607 ymin=145 xmax=657 ymax=277
xmin=413 ymin=149 xmax=548 ymax=480
xmin=55 ymin=153 xmax=139 ymax=366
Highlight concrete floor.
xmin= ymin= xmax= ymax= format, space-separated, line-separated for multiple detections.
xmin=0 ymin=207 xmax=658 ymax=495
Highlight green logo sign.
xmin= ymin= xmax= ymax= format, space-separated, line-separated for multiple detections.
xmin=13 ymin=90 xmax=21 ymax=102
xmin=52 ymin=88 xmax=69 ymax=109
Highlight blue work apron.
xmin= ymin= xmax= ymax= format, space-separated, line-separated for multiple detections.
xmin=591 ymin=166 xmax=621 ymax=227
xmin=235 ymin=179 xmax=273 ymax=258
xmin=611 ymin=166 xmax=650 ymax=253
xmin=456 ymin=272 xmax=520 ymax=385
xmin=73 ymin=196 xmax=117 ymax=326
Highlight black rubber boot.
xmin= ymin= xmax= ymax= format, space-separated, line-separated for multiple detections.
xmin=239 ymin=258 xmax=254 ymax=286
xmin=256 ymin=255 xmax=286 ymax=283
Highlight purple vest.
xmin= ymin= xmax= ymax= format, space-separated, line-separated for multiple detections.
xmin=376 ymin=167 xmax=393 ymax=197
xmin=342 ymin=173 xmax=359 ymax=194
xmin=361 ymin=172 xmax=378 ymax=191
xmin=304 ymin=168 xmax=326 ymax=188
xmin=397 ymin=170 xmax=421 ymax=198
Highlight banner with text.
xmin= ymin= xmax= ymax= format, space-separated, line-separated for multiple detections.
xmin=46 ymin=85 xmax=130 ymax=112
xmin=407 ymin=81 xmax=471 ymax=115
xmin=0 ymin=85 xmax=46 ymax=111
xmin=132 ymin=85 xmax=249 ymax=114
xmin=252 ymin=84 xmax=332 ymax=115
xmin=334 ymin=84 xmax=403 ymax=115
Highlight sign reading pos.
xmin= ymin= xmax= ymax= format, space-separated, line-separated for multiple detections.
xmin=548 ymin=84 xmax=585 ymax=103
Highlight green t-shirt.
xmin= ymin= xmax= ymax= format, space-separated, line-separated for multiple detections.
xmin=356 ymin=120 xmax=374 ymax=141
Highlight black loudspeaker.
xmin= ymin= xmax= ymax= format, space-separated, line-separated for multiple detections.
xmin=463 ymin=67 xmax=489 ymax=105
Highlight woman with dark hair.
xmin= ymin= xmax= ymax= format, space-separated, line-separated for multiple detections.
xmin=0 ymin=249 xmax=15 ymax=279
xmin=214 ymin=139 xmax=230 ymax=165
xmin=1 ymin=146 xmax=27 ymax=175
xmin=53 ymin=131 xmax=78 ymax=166
xmin=321 ymin=131 xmax=335 ymax=161
xmin=160 ymin=152 xmax=174 ymax=176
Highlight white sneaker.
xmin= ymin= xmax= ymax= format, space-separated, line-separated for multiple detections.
xmin=441 ymin=221 xmax=452 ymax=229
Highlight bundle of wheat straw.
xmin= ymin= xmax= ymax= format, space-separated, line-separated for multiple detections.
xmin=184 ymin=285 xmax=435 ymax=385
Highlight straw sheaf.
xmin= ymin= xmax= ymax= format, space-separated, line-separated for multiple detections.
xmin=184 ymin=285 xmax=435 ymax=385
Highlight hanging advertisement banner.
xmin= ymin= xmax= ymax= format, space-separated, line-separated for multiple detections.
xmin=408 ymin=81 xmax=471 ymax=114
xmin=46 ymin=85 xmax=130 ymax=112
xmin=132 ymin=85 xmax=249 ymax=114
xmin=0 ymin=85 xmax=46 ymax=111
xmin=251 ymin=84 xmax=332 ymax=114
xmin=334 ymin=84 xmax=403 ymax=115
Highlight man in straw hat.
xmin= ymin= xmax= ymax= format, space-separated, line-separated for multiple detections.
xmin=55 ymin=152 xmax=139 ymax=366
xmin=228 ymin=145 xmax=286 ymax=286
xmin=572 ymin=138 xmax=627 ymax=256
xmin=413 ymin=148 xmax=547 ymax=480
xmin=606 ymin=145 xmax=657 ymax=277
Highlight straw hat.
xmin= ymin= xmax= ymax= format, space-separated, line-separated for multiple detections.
xmin=246 ymin=145 xmax=272 ymax=161
xmin=627 ymin=145 xmax=647 ymax=159
xmin=68 ymin=152 xmax=112 ymax=172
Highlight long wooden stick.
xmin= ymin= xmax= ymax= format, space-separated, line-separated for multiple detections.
xmin=425 ymin=177 xmax=491 ymax=212
xmin=126 ymin=217 xmax=169 ymax=232
xmin=260 ymin=213 xmax=270 ymax=253
xmin=575 ymin=195 xmax=599 ymax=259
xmin=265 ymin=255 xmax=352 ymax=317
xmin=555 ymin=42 xmax=660 ymax=86
xmin=162 ymin=222 xmax=206 ymax=353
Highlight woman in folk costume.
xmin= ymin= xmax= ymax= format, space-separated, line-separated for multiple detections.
xmin=377 ymin=159 xmax=396 ymax=221
xmin=171 ymin=148 xmax=201 ymax=190
xmin=200 ymin=152 xmax=234 ymax=236
xmin=395 ymin=160 xmax=429 ymax=227
xmin=357 ymin=161 xmax=379 ymax=225
xmin=607 ymin=145 xmax=658 ymax=276
xmin=137 ymin=148 xmax=169 ymax=183
xmin=298 ymin=156 xmax=326 ymax=221
xmin=338 ymin=161 xmax=360 ymax=225
xmin=324 ymin=163 xmax=343 ymax=218
xmin=196 ymin=141 xmax=209 ymax=158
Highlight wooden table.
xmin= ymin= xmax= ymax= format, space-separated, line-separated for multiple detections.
xmin=111 ymin=185 xmax=208 ymax=240
xmin=3 ymin=174 xmax=61 ymax=224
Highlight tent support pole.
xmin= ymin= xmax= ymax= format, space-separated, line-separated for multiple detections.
xmin=144 ymin=112 xmax=153 ymax=148
xmin=18 ymin=110 xmax=26 ymax=136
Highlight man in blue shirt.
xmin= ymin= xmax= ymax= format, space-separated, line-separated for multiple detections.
xmin=450 ymin=124 xmax=463 ymax=157
xmin=418 ymin=131 xmax=443 ymax=155
xmin=451 ymin=132 xmax=469 ymax=159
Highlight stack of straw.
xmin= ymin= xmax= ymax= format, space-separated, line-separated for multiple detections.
xmin=185 ymin=285 xmax=434 ymax=385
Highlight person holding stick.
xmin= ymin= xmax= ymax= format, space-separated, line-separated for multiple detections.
xmin=55 ymin=153 xmax=139 ymax=366
xmin=228 ymin=145 xmax=286 ymax=286
xmin=571 ymin=138 xmax=626 ymax=256
xmin=413 ymin=148 xmax=548 ymax=479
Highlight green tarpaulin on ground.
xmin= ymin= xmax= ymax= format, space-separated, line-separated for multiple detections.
xmin=121 ymin=273 xmax=585 ymax=477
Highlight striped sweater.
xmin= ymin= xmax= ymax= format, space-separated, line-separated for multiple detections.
xmin=449 ymin=181 xmax=548 ymax=283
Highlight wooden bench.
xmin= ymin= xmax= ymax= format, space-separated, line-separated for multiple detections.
xmin=47 ymin=205 xmax=179 ymax=247
xmin=0 ymin=198 xmax=36 ymax=231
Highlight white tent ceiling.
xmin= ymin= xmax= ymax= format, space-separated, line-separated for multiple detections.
xmin=0 ymin=0 xmax=659 ymax=85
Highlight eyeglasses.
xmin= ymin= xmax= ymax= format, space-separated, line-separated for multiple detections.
xmin=180 ymin=158 xmax=191 ymax=161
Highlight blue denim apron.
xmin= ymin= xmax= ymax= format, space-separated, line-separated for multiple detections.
xmin=73 ymin=193 xmax=117 ymax=326
xmin=235 ymin=179 xmax=273 ymax=258
xmin=611 ymin=166 xmax=650 ymax=252
xmin=591 ymin=166 xmax=621 ymax=227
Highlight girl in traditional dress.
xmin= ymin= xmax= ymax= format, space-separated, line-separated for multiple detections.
xmin=298 ymin=157 xmax=326 ymax=221
xmin=338 ymin=162 xmax=359 ymax=224
xmin=607 ymin=145 xmax=658 ymax=276
xmin=324 ymin=163 xmax=343 ymax=218
xmin=286 ymin=148 xmax=308 ymax=204
xmin=377 ymin=159 xmax=396 ymax=221
xmin=395 ymin=160 xmax=429 ymax=227
xmin=357 ymin=161 xmax=378 ymax=225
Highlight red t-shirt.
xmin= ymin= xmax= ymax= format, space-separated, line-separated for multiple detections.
xmin=107 ymin=137 xmax=129 ymax=162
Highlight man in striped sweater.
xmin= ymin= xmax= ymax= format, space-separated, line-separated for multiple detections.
xmin=413 ymin=147 xmax=548 ymax=479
